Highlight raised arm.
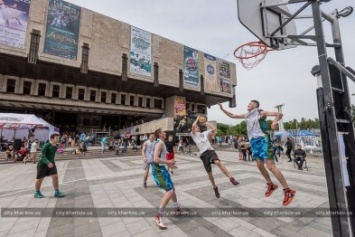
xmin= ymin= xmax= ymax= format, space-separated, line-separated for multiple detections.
xmin=218 ymin=103 xmax=245 ymax=119
xmin=191 ymin=116 xmax=200 ymax=134
xmin=260 ymin=110 xmax=283 ymax=130
xmin=205 ymin=122 xmax=216 ymax=133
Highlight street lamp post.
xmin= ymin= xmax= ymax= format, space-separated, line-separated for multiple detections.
xmin=274 ymin=104 xmax=285 ymax=132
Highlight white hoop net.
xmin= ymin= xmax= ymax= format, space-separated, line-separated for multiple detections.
xmin=234 ymin=42 xmax=271 ymax=70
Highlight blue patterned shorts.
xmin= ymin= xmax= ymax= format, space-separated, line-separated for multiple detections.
xmin=250 ymin=136 xmax=273 ymax=160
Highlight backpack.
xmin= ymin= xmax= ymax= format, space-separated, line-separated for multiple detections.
xmin=234 ymin=142 xmax=239 ymax=149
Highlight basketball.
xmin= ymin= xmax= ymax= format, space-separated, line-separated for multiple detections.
xmin=198 ymin=116 xmax=207 ymax=123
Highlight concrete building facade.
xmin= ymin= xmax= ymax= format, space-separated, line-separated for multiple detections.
xmin=0 ymin=0 xmax=237 ymax=132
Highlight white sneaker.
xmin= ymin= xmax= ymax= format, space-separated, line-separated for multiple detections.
xmin=153 ymin=214 xmax=167 ymax=229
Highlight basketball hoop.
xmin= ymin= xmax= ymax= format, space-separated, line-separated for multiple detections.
xmin=234 ymin=41 xmax=274 ymax=70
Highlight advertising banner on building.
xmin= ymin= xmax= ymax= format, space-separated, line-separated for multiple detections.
xmin=219 ymin=60 xmax=231 ymax=93
xmin=183 ymin=46 xmax=199 ymax=87
xmin=43 ymin=0 xmax=81 ymax=60
xmin=204 ymin=53 xmax=217 ymax=91
xmin=219 ymin=60 xmax=231 ymax=80
xmin=174 ymin=96 xmax=186 ymax=117
xmin=220 ymin=78 xmax=231 ymax=94
xmin=130 ymin=26 xmax=152 ymax=77
xmin=0 ymin=0 xmax=31 ymax=48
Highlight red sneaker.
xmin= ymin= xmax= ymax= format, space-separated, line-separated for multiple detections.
xmin=153 ymin=214 xmax=167 ymax=229
xmin=230 ymin=177 xmax=239 ymax=186
xmin=265 ymin=183 xmax=278 ymax=197
xmin=283 ymin=188 xmax=296 ymax=206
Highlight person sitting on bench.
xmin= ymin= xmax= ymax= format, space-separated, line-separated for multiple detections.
xmin=294 ymin=144 xmax=306 ymax=170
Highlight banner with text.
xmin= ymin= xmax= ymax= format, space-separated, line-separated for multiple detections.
xmin=130 ymin=26 xmax=152 ymax=77
xmin=183 ymin=46 xmax=199 ymax=87
xmin=204 ymin=53 xmax=217 ymax=91
xmin=43 ymin=0 xmax=81 ymax=60
xmin=0 ymin=0 xmax=31 ymax=48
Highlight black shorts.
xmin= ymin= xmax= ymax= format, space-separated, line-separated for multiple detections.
xmin=200 ymin=150 xmax=219 ymax=173
xmin=36 ymin=163 xmax=58 ymax=179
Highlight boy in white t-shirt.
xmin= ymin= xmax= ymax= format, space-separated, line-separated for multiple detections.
xmin=190 ymin=116 xmax=239 ymax=198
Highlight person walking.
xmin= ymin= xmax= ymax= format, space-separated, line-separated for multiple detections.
xmin=100 ymin=135 xmax=108 ymax=153
xmin=34 ymin=134 xmax=65 ymax=198
xmin=141 ymin=133 xmax=155 ymax=188
xmin=286 ymin=137 xmax=294 ymax=162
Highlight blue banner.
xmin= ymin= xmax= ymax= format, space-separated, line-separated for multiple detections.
xmin=183 ymin=46 xmax=199 ymax=87
xmin=44 ymin=0 xmax=81 ymax=60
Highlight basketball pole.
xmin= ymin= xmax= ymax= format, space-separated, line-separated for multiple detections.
xmin=237 ymin=0 xmax=355 ymax=236
xmin=311 ymin=1 xmax=355 ymax=237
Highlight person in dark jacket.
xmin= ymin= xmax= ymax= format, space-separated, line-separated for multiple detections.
xmin=285 ymin=137 xmax=293 ymax=162
xmin=294 ymin=144 xmax=306 ymax=170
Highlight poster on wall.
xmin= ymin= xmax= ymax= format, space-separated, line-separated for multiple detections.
xmin=219 ymin=60 xmax=231 ymax=93
xmin=43 ymin=0 xmax=81 ymax=60
xmin=130 ymin=26 xmax=152 ymax=77
xmin=219 ymin=60 xmax=231 ymax=79
xmin=183 ymin=46 xmax=199 ymax=87
xmin=0 ymin=0 xmax=31 ymax=48
xmin=174 ymin=96 xmax=186 ymax=117
xmin=204 ymin=53 xmax=217 ymax=91
xmin=220 ymin=78 xmax=231 ymax=94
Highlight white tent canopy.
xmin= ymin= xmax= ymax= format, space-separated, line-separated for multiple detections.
xmin=0 ymin=113 xmax=59 ymax=142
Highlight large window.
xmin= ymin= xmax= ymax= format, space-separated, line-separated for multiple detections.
xmin=23 ymin=81 xmax=32 ymax=95
xmin=6 ymin=79 xmax=16 ymax=93
xmin=90 ymin=90 xmax=96 ymax=102
xmin=111 ymin=93 xmax=117 ymax=104
xmin=66 ymin=87 xmax=73 ymax=99
xmin=121 ymin=94 xmax=126 ymax=105
xmin=154 ymin=99 xmax=162 ymax=109
xmin=197 ymin=105 xmax=206 ymax=114
xmin=78 ymin=89 xmax=85 ymax=100
xmin=138 ymin=97 xmax=143 ymax=107
xmin=146 ymin=98 xmax=151 ymax=108
xmin=52 ymin=85 xmax=60 ymax=98
xmin=101 ymin=92 xmax=107 ymax=103
xmin=129 ymin=96 xmax=134 ymax=106
xmin=38 ymin=83 xmax=46 ymax=96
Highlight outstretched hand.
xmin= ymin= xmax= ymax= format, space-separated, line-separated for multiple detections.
xmin=217 ymin=103 xmax=223 ymax=109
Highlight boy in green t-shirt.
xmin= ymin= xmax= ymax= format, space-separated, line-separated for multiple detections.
xmin=34 ymin=134 xmax=65 ymax=198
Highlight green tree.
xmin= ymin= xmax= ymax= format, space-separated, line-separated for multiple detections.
xmin=234 ymin=121 xmax=247 ymax=136
xmin=217 ymin=123 xmax=229 ymax=136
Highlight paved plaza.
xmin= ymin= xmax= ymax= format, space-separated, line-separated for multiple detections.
xmin=0 ymin=150 xmax=333 ymax=237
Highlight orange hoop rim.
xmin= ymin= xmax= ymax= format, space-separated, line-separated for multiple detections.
xmin=234 ymin=41 xmax=274 ymax=60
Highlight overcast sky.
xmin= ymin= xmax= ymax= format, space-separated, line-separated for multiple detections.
xmin=66 ymin=0 xmax=355 ymax=125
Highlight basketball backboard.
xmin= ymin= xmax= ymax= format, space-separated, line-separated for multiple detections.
xmin=237 ymin=0 xmax=297 ymax=50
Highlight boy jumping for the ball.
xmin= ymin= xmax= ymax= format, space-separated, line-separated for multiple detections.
xmin=219 ymin=100 xmax=296 ymax=206
xmin=190 ymin=115 xmax=239 ymax=199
